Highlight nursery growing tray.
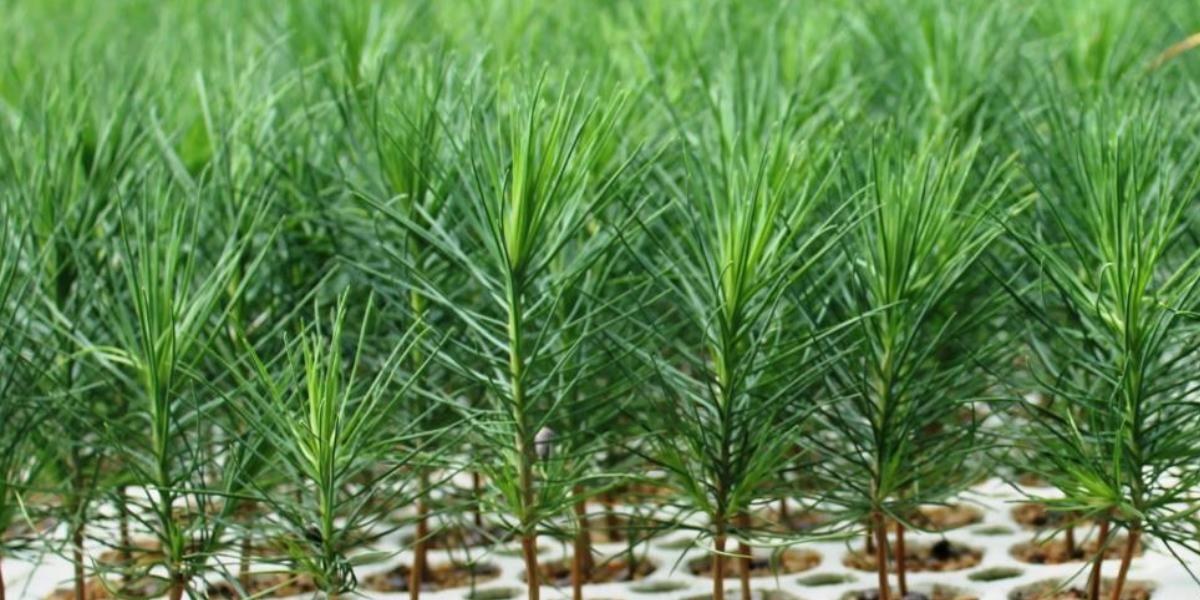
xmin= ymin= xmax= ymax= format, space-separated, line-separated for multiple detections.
xmin=2 ymin=479 xmax=1194 ymax=600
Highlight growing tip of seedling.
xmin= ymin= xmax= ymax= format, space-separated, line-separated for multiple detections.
xmin=535 ymin=426 xmax=556 ymax=462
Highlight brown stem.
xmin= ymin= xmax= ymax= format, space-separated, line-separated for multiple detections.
xmin=1108 ymin=528 xmax=1141 ymax=600
xmin=626 ymin=512 xmax=638 ymax=581
xmin=713 ymin=517 xmax=727 ymax=600
xmin=865 ymin=526 xmax=875 ymax=555
xmin=603 ymin=493 xmax=621 ymax=542
xmin=410 ymin=474 xmax=432 ymax=600
xmin=873 ymin=513 xmax=891 ymax=600
xmin=1088 ymin=517 xmax=1111 ymax=600
xmin=735 ymin=512 xmax=752 ymax=600
xmin=72 ymin=520 xmax=87 ymax=600
xmin=473 ymin=472 xmax=484 ymax=528
xmin=895 ymin=521 xmax=907 ymax=596
xmin=119 ymin=486 xmax=132 ymax=565
xmin=522 ymin=534 xmax=541 ymax=600
xmin=1065 ymin=518 xmax=1077 ymax=557
xmin=238 ymin=534 xmax=252 ymax=593
xmin=168 ymin=577 xmax=186 ymax=600
xmin=778 ymin=498 xmax=789 ymax=526
xmin=571 ymin=485 xmax=589 ymax=600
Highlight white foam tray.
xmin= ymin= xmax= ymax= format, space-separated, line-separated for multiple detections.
xmin=3 ymin=479 xmax=1195 ymax=600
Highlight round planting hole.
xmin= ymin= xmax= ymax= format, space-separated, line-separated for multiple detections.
xmin=401 ymin=524 xmax=511 ymax=549
xmin=1007 ymin=578 xmax=1154 ymax=600
xmin=209 ymin=573 xmax=317 ymax=598
xmin=687 ymin=548 xmax=821 ymax=578
xmin=495 ymin=543 xmax=551 ymax=557
xmin=841 ymin=584 xmax=977 ymax=600
xmin=798 ymin=572 xmax=856 ymax=587
xmin=901 ymin=504 xmax=984 ymax=532
xmin=973 ymin=525 xmax=1015 ymax=537
xmin=49 ymin=577 xmax=167 ymax=600
xmin=466 ymin=587 xmax=524 ymax=600
xmin=969 ymin=567 xmax=1024 ymax=582
xmin=1011 ymin=504 xmax=1087 ymax=531
xmin=684 ymin=590 xmax=799 ymax=600
xmin=521 ymin=556 xmax=657 ymax=584
xmin=631 ymin=581 xmax=689 ymax=594
xmin=658 ymin=536 xmax=699 ymax=551
xmin=843 ymin=539 xmax=982 ymax=572
xmin=758 ymin=509 xmax=833 ymax=534
xmin=363 ymin=562 xmax=501 ymax=591
xmin=1009 ymin=535 xmax=1141 ymax=565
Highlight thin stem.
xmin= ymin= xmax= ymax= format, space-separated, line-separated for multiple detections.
xmin=1108 ymin=528 xmax=1140 ymax=600
xmin=238 ymin=533 xmax=252 ymax=592
xmin=713 ymin=517 xmax=727 ymax=600
xmin=522 ymin=534 xmax=541 ymax=600
xmin=603 ymin=493 xmax=621 ymax=542
xmin=873 ymin=513 xmax=891 ymax=600
xmin=69 ymin=450 xmax=87 ymax=600
xmin=895 ymin=521 xmax=907 ymax=596
xmin=410 ymin=267 xmax=431 ymax=600
xmin=410 ymin=470 xmax=432 ymax=600
xmin=736 ymin=512 xmax=751 ymax=600
xmin=571 ymin=484 xmax=590 ymax=600
xmin=1065 ymin=518 xmax=1076 ymax=557
xmin=473 ymin=472 xmax=484 ymax=528
xmin=168 ymin=578 xmax=186 ymax=600
xmin=507 ymin=282 xmax=540 ymax=600
xmin=119 ymin=486 xmax=132 ymax=567
xmin=1088 ymin=517 xmax=1111 ymax=600
xmin=72 ymin=515 xmax=86 ymax=600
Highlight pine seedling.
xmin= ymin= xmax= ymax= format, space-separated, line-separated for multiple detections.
xmin=0 ymin=193 xmax=52 ymax=600
xmin=0 ymin=80 xmax=151 ymax=600
xmin=235 ymin=291 xmax=449 ymax=598
xmin=96 ymin=169 xmax=268 ymax=600
xmin=343 ymin=49 xmax=469 ymax=600
xmin=816 ymin=133 xmax=1016 ymax=600
xmin=369 ymin=77 xmax=642 ymax=600
xmin=1010 ymin=90 xmax=1200 ymax=600
xmin=635 ymin=68 xmax=847 ymax=600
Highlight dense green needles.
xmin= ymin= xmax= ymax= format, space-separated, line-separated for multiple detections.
xmin=638 ymin=68 xmax=845 ymax=600
xmin=2 ymin=2 xmax=1200 ymax=600
xmin=1011 ymin=92 xmax=1200 ymax=600
xmin=818 ymin=135 xmax=1017 ymax=600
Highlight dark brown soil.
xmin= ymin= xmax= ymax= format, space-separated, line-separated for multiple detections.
xmin=363 ymin=561 xmax=502 ymax=591
xmin=400 ymin=524 xmax=511 ymax=549
xmin=2 ymin=517 xmax=55 ymax=542
xmin=583 ymin=512 xmax=668 ymax=544
xmin=843 ymin=539 xmax=982 ymax=573
xmin=1016 ymin=473 xmax=1052 ymax=488
xmin=898 ymin=505 xmax=984 ymax=532
xmin=1007 ymin=579 xmax=1153 ymax=600
xmin=844 ymin=586 xmax=977 ymax=600
xmin=44 ymin=578 xmax=165 ymax=600
xmin=758 ymin=509 xmax=833 ymax=533
xmin=97 ymin=538 xmax=164 ymax=567
xmin=208 ymin=573 xmax=319 ymax=598
xmin=685 ymin=590 xmax=799 ymax=600
xmin=687 ymin=548 xmax=821 ymax=578
xmin=608 ymin=482 xmax=675 ymax=500
xmin=522 ymin=556 xmax=656 ymax=585
xmin=1011 ymin=504 xmax=1087 ymax=530
xmin=1010 ymin=535 xmax=1141 ymax=565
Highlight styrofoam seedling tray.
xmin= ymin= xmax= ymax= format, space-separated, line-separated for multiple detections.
xmin=3 ymin=479 xmax=1195 ymax=600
